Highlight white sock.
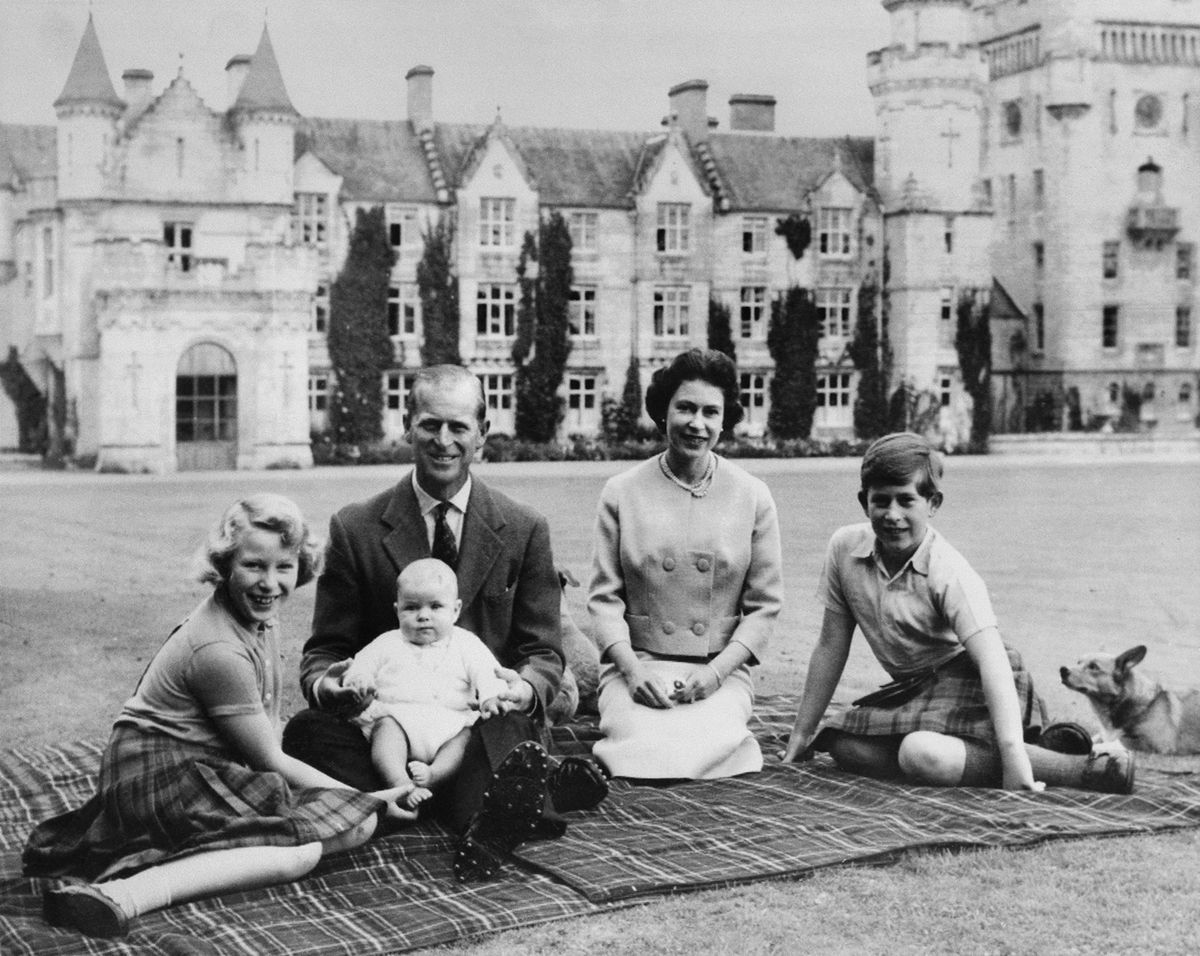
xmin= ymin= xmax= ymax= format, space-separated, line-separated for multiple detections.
xmin=96 ymin=873 xmax=173 ymax=919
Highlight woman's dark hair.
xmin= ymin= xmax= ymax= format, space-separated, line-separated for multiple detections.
xmin=644 ymin=348 xmax=744 ymax=433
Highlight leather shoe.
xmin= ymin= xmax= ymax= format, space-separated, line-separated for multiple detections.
xmin=453 ymin=740 xmax=548 ymax=883
xmin=1038 ymin=721 xmax=1093 ymax=755
xmin=548 ymin=756 xmax=608 ymax=814
xmin=44 ymin=881 xmax=129 ymax=938
xmin=1081 ymin=749 xmax=1136 ymax=795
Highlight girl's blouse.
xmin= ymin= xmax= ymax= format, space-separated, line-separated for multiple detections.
xmin=819 ymin=522 xmax=998 ymax=677
xmin=116 ymin=589 xmax=283 ymax=753
xmin=588 ymin=455 xmax=783 ymax=661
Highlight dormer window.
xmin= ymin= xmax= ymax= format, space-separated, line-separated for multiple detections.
xmin=817 ymin=208 xmax=853 ymax=258
xmin=387 ymin=206 xmax=419 ymax=251
xmin=656 ymin=203 xmax=690 ymax=253
xmin=568 ymin=211 xmax=598 ymax=252
xmin=742 ymin=216 xmax=768 ymax=254
xmin=479 ymin=198 xmax=515 ymax=247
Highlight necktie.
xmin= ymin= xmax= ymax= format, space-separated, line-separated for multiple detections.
xmin=432 ymin=502 xmax=459 ymax=569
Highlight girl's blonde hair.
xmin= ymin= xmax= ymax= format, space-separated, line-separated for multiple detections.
xmin=197 ymin=493 xmax=323 ymax=587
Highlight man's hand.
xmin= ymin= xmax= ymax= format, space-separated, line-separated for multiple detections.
xmin=315 ymin=659 xmax=376 ymax=718
xmin=492 ymin=666 xmax=535 ymax=714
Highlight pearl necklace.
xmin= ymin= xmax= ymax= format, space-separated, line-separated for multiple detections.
xmin=658 ymin=451 xmax=716 ymax=498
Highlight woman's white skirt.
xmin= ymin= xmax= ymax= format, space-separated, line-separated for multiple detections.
xmin=593 ymin=657 xmax=761 ymax=779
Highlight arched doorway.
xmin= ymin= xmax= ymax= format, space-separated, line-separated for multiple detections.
xmin=176 ymin=343 xmax=237 ymax=470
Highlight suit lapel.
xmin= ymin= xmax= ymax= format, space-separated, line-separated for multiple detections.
xmin=456 ymin=479 xmax=505 ymax=607
xmin=380 ymin=474 xmax=428 ymax=574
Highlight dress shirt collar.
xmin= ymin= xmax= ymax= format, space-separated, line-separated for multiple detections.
xmin=412 ymin=471 xmax=472 ymax=518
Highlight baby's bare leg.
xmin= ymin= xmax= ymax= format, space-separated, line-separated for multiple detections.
xmin=371 ymin=717 xmax=415 ymax=789
xmin=410 ymin=727 xmax=471 ymax=790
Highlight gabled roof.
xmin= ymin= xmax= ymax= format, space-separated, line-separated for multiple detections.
xmin=232 ymin=26 xmax=296 ymax=115
xmin=703 ymin=134 xmax=874 ymax=211
xmin=0 ymin=124 xmax=57 ymax=185
xmin=53 ymin=15 xmax=123 ymax=111
xmin=296 ymin=118 xmax=438 ymax=201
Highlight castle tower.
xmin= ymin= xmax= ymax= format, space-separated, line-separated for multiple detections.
xmin=53 ymin=14 xmax=123 ymax=201
xmin=229 ymin=26 xmax=297 ymax=204
xmin=868 ymin=0 xmax=992 ymax=403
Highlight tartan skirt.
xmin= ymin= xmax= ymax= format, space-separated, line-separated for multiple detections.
xmin=23 ymin=724 xmax=386 ymax=882
xmin=823 ymin=647 xmax=1049 ymax=745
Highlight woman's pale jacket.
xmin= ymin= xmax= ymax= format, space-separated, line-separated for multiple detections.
xmin=588 ymin=455 xmax=783 ymax=662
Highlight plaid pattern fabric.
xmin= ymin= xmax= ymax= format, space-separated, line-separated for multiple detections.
xmin=22 ymin=726 xmax=386 ymax=881
xmin=822 ymin=648 xmax=1049 ymax=743
xmin=4 ymin=697 xmax=1200 ymax=954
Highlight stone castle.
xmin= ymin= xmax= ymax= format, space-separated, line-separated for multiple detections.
xmin=0 ymin=0 xmax=1197 ymax=470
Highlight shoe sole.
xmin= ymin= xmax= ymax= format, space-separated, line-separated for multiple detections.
xmin=550 ymin=757 xmax=609 ymax=813
xmin=44 ymin=884 xmax=129 ymax=938
xmin=454 ymin=741 xmax=548 ymax=883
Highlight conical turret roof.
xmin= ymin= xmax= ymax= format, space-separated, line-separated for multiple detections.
xmin=54 ymin=15 xmax=123 ymax=111
xmin=232 ymin=26 xmax=296 ymax=116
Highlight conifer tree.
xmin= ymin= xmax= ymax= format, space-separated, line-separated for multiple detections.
xmin=850 ymin=276 xmax=888 ymax=439
xmin=416 ymin=213 xmax=462 ymax=366
xmin=327 ymin=206 xmax=395 ymax=448
xmin=514 ymin=211 xmax=573 ymax=441
xmin=955 ymin=288 xmax=992 ymax=451
xmin=707 ymin=297 xmax=736 ymax=362
xmin=767 ymin=285 xmax=821 ymax=439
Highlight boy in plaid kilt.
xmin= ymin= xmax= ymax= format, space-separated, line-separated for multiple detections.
xmin=782 ymin=434 xmax=1135 ymax=795
xmin=23 ymin=495 xmax=414 ymax=939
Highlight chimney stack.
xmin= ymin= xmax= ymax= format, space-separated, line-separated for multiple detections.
xmin=668 ymin=79 xmax=710 ymax=143
xmin=729 ymin=94 xmax=776 ymax=133
xmin=225 ymin=54 xmax=251 ymax=108
xmin=407 ymin=65 xmax=434 ymax=132
xmin=122 ymin=69 xmax=154 ymax=114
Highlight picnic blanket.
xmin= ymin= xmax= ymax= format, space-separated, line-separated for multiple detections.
xmin=4 ymin=696 xmax=1200 ymax=955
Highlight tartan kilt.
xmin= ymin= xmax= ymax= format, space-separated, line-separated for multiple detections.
xmin=23 ymin=724 xmax=385 ymax=882
xmin=823 ymin=647 xmax=1049 ymax=745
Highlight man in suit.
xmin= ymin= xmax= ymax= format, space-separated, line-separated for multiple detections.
xmin=282 ymin=365 xmax=606 ymax=881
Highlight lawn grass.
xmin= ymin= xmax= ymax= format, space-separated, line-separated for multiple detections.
xmin=2 ymin=455 xmax=1198 ymax=954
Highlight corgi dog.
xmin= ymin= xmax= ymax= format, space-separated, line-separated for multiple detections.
xmin=1060 ymin=645 xmax=1200 ymax=755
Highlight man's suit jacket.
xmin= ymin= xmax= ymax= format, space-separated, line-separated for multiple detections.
xmin=300 ymin=473 xmax=565 ymax=713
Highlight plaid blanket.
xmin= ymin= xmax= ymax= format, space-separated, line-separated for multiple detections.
xmin=4 ymin=697 xmax=1200 ymax=955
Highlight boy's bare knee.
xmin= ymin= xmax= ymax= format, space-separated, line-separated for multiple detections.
xmin=898 ymin=732 xmax=963 ymax=785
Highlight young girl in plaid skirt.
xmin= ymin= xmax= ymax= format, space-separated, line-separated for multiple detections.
xmin=782 ymin=433 xmax=1135 ymax=795
xmin=24 ymin=494 xmax=414 ymax=939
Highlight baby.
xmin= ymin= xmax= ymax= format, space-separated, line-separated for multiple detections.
xmin=342 ymin=558 xmax=509 ymax=809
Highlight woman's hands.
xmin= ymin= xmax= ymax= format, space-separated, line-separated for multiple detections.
xmin=623 ymin=662 xmax=722 ymax=707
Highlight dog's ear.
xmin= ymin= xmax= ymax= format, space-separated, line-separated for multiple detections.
xmin=1115 ymin=644 xmax=1147 ymax=679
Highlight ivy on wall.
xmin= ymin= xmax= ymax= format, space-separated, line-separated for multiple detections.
xmin=327 ymin=206 xmax=395 ymax=449
xmin=416 ymin=213 xmax=462 ymax=367
xmin=513 ymin=211 xmax=573 ymax=442
xmin=767 ymin=286 xmax=821 ymax=439
xmin=601 ymin=353 xmax=643 ymax=442
xmin=774 ymin=214 xmax=812 ymax=261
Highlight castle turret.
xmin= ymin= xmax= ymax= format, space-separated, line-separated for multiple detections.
xmin=229 ymin=26 xmax=297 ymax=204
xmin=868 ymin=0 xmax=993 ymax=402
xmin=867 ymin=0 xmax=985 ymax=211
xmin=54 ymin=15 xmax=123 ymax=200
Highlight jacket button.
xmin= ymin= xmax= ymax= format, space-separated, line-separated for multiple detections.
xmin=662 ymin=621 xmax=676 ymax=634
xmin=692 ymin=622 xmax=706 ymax=636
xmin=696 ymin=558 xmax=711 ymax=572
xmin=663 ymin=557 xmax=676 ymax=571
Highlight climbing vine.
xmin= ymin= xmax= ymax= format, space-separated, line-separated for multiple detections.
xmin=955 ymin=288 xmax=993 ymax=452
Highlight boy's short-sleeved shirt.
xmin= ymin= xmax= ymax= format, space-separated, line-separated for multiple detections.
xmin=819 ymin=522 xmax=997 ymax=678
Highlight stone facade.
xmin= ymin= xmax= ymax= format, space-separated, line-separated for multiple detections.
xmin=5 ymin=3 xmax=1195 ymax=470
